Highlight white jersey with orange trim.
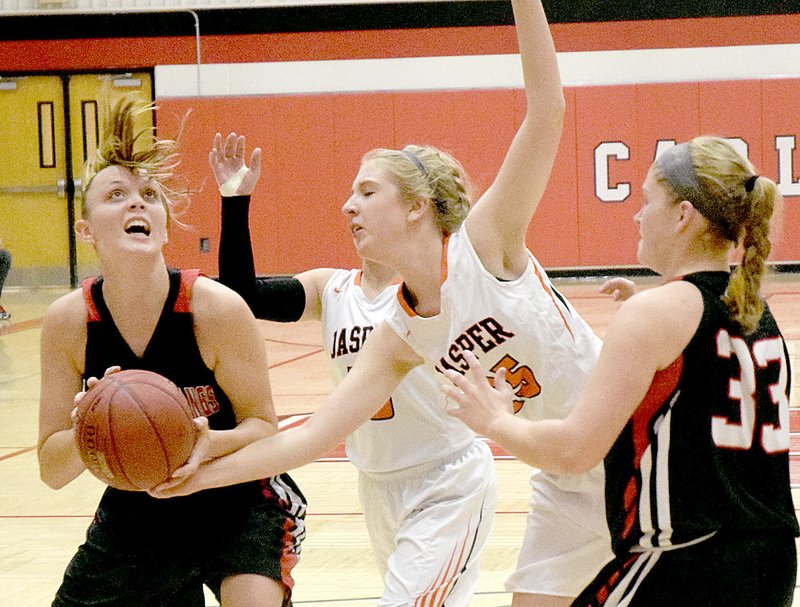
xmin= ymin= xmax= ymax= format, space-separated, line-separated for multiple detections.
xmin=321 ymin=268 xmax=475 ymax=473
xmin=385 ymin=224 xmax=602 ymax=426
xmin=384 ymin=225 xmax=614 ymax=599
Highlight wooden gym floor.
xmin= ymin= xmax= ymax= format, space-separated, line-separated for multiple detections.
xmin=2 ymin=273 xmax=800 ymax=606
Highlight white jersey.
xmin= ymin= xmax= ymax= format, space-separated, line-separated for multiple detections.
xmin=321 ymin=268 xmax=475 ymax=472
xmin=385 ymin=226 xmax=603 ymax=489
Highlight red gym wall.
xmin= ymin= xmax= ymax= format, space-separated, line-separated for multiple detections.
xmin=2 ymin=14 xmax=800 ymax=274
xmin=153 ymin=78 xmax=800 ymax=276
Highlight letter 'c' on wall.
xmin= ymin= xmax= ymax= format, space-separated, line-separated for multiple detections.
xmin=594 ymin=141 xmax=630 ymax=203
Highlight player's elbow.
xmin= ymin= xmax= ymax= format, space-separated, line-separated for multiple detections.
xmin=548 ymin=430 xmax=603 ymax=476
xmin=39 ymin=464 xmax=70 ymax=490
xmin=555 ymin=451 xmax=598 ymax=476
xmin=37 ymin=443 xmax=76 ymax=490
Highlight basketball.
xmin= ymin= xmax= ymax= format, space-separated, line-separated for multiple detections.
xmin=75 ymin=369 xmax=197 ymax=491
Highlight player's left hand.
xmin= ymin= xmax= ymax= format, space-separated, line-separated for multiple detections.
xmin=148 ymin=465 xmax=207 ymax=498
xmin=442 ymin=350 xmax=516 ymax=436
xmin=209 ymin=132 xmax=262 ymax=197
xmin=72 ymin=365 xmax=122 ymax=431
xmin=148 ymin=417 xmax=212 ymax=498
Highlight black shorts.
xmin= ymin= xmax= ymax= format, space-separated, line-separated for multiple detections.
xmin=571 ymin=531 xmax=797 ymax=607
xmin=52 ymin=475 xmax=306 ymax=607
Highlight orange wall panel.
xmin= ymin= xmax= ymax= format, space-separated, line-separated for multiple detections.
xmin=633 ymin=82 xmax=700 ymax=154
xmin=699 ymin=80 xmax=763 ymax=166
xmin=532 ymin=87 xmax=580 ymax=267
xmin=157 ymin=78 xmax=800 ymax=275
xmin=760 ymin=80 xmax=800 ymax=262
xmin=574 ymin=85 xmax=641 ymax=266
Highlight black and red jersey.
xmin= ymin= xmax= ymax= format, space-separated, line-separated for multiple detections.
xmin=604 ymin=271 xmax=799 ymax=555
xmin=82 ymin=268 xmax=236 ymax=430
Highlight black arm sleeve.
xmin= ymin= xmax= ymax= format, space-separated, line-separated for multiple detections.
xmin=250 ymin=276 xmax=307 ymax=323
xmin=218 ymin=195 xmax=306 ymax=322
xmin=219 ymin=195 xmax=256 ymax=300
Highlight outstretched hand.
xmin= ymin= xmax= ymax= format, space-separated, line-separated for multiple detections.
xmin=442 ymin=350 xmax=516 ymax=437
xmin=209 ymin=132 xmax=262 ymax=197
xmin=148 ymin=416 xmax=212 ymax=498
xmin=599 ymin=277 xmax=636 ymax=302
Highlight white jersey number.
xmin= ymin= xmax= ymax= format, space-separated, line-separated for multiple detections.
xmin=711 ymin=331 xmax=790 ymax=453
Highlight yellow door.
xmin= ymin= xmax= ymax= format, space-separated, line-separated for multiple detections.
xmin=0 ymin=75 xmax=67 ymax=287
xmin=0 ymin=72 xmax=153 ymax=287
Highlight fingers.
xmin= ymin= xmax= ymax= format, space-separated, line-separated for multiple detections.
xmin=599 ymin=278 xmax=625 ymax=294
xmin=234 ymin=134 xmax=246 ymax=159
xmin=440 ymin=351 xmax=504 ymax=402
xmin=223 ymin=132 xmax=238 ymax=158
xmin=148 ymin=475 xmax=190 ymax=498
xmin=490 ymin=366 xmax=513 ymax=399
xmin=600 ymin=279 xmax=628 ymax=301
xmin=167 ymin=459 xmax=196 ymax=480
xmin=249 ymin=147 xmax=262 ymax=180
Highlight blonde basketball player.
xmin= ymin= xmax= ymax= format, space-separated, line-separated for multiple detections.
xmin=212 ymin=131 xmax=497 ymax=607
xmin=38 ymin=99 xmax=306 ymax=607
xmin=442 ymin=138 xmax=799 ymax=606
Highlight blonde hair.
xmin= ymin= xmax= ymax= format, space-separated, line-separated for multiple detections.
xmin=82 ymin=97 xmax=187 ymax=226
xmin=362 ymin=144 xmax=472 ymax=235
xmin=658 ymin=136 xmax=781 ymax=333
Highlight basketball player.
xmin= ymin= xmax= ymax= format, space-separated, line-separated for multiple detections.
xmin=37 ymin=98 xmax=306 ymax=607
xmin=210 ymin=131 xmax=497 ymax=607
xmin=153 ymin=0 xmax=615 ymax=604
xmin=443 ymin=137 xmax=800 ymax=606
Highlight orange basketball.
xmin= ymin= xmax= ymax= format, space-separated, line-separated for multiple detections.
xmin=75 ymin=369 xmax=197 ymax=492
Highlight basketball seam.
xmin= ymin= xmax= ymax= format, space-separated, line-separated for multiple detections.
xmin=136 ymin=383 xmax=191 ymax=472
xmin=106 ymin=387 xmax=136 ymax=490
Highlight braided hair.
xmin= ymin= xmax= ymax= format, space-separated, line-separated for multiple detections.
xmin=656 ymin=136 xmax=781 ymax=333
xmin=362 ymin=144 xmax=473 ymax=236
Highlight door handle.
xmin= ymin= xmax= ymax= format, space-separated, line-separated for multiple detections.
xmin=0 ymin=179 xmax=83 ymax=197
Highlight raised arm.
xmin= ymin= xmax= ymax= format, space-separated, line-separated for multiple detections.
xmin=465 ymin=0 xmax=564 ymax=278
xmin=214 ymin=132 xmax=335 ymax=322
xmin=214 ymin=131 xmax=261 ymax=305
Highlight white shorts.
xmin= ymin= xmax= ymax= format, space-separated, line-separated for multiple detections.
xmin=504 ymin=466 xmax=614 ymax=597
xmin=358 ymin=439 xmax=497 ymax=607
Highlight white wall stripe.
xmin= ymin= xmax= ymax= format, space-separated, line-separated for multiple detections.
xmin=155 ymin=44 xmax=800 ymax=98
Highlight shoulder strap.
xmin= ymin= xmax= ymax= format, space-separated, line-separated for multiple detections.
xmin=81 ymin=276 xmax=102 ymax=322
xmin=174 ymin=269 xmax=203 ymax=313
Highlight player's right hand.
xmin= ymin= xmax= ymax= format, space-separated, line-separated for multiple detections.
xmin=599 ymin=277 xmax=636 ymax=302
